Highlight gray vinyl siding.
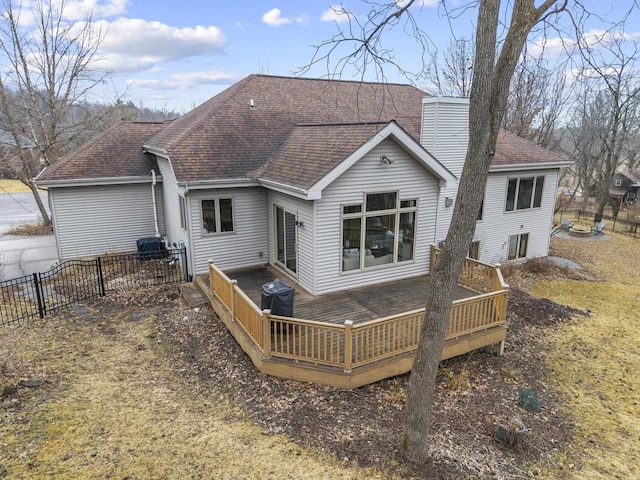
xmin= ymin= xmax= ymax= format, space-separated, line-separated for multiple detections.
xmin=190 ymin=187 xmax=268 ymax=275
xmin=266 ymin=191 xmax=314 ymax=293
xmin=314 ymin=139 xmax=440 ymax=295
xmin=474 ymin=169 xmax=559 ymax=264
xmin=156 ymin=158 xmax=188 ymax=250
xmin=50 ymin=183 xmax=165 ymax=259
xmin=420 ymin=98 xmax=468 ymax=242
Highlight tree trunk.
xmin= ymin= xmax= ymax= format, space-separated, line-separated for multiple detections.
xmin=27 ymin=179 xmax=51 ymax=226
xmin=401 ymin=0 xmax=564 ymax=463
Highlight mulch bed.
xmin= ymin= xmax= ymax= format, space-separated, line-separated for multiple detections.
xmin=154 ymin=286 xmax=587 ymax=479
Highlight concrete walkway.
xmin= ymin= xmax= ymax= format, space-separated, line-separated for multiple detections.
xmin=0 ymin=233 xmax=58 ymax=281
xmin=0 ymin=191 xmax=58 ymax=281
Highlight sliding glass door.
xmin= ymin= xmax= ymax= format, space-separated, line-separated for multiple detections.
xmin=275 ymin=205 xmax=297 ymax=276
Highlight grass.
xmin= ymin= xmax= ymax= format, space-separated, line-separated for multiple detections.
xmin=531 ymin=230 xmax=639 ymax=479
xmin=0 ymin=305 xmax=395 ymax=479
xmin=0 ymin=179 xmax=31 ymax=194
xmin=6 ymin=223 xmax=52 ymax=236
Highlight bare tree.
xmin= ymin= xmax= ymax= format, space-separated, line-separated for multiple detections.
xmin=0 ymin=0 xmax=111 ymax=225
xmin=305 ymin=0 xmax=583 ymax=463
xmin=566 ymin=34 xmax=640 ymax=220
xmin=502 ymin=54 xmax=569 ymax=149
xmin=423 ymin=37 xmax=475 ymax=97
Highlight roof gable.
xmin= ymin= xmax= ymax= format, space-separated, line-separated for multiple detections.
xmin=261 ymin=121 xmax=454 ymax=200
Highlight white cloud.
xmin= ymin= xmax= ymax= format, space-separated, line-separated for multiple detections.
xmin=52 ymin=0 xmax=128 ymax=20
xmin=320 ymin=6 xmax=353 ymax=24
xmin=92 ymin=18 xmax=227 ymax=73
xmin=126 ymin=71 xmax=239 ymax=90
xmin=530 ymin=28 xmax=640 ymax=59
xmin=396 ymin=0 xmax=438 ymax=8
xmin=262 ymin=8 xmax=306 ymax=27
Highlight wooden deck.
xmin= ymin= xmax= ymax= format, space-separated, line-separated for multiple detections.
xmin=200 ymin=251 xmax=509 ymax=388
xmin=212 ymin=265 xmax=476 ymax=325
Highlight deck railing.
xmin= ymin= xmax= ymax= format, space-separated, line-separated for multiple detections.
xmin=430 ymin=245 xmax=509 ymax=293
xmin=208 ymin=251 xmax=508 ymax=376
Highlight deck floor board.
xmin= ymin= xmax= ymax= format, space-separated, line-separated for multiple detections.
xmin=220 ymin=265 xmax=476 ymax=325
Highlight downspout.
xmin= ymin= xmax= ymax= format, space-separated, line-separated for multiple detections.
xmin=151 ymin=170 xmax=161 ymax=238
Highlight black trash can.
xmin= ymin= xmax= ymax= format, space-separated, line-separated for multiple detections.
xmin=136 ymin=237 xmax=167 ymax=260
xmin=260 ymin=279 xmax=294 ymax=317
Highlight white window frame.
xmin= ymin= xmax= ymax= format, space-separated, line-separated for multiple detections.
xmin=179 ymin=195 xmax=187 ymax=231
xmin=468 ymin=240 xmax=480 ymax=260
xmin=200 ymin=197 xmax=235 ymax=235
xmin=340 ymin=191 xmax=418 ymax=272
xmin=615 ymin=178 xmax=623 ymax=187
xmin=508 ymin=233 xmax=529 ymax=260
xmin=505 ymin=176 xmax=545 ymax=212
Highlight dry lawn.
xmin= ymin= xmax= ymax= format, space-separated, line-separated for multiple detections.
xmin=0 ymin=296 xmax=393 ymax=479
xmin=0 ymin=179 xmax=30 ymax=194
xmin=531 ymin=229 xmax=640 ymax=479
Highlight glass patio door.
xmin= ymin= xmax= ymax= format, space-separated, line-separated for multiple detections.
xmin=275 ymin=205 xmax=297 ymax=276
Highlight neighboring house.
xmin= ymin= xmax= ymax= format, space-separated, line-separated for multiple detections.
xmin=36 ymin=74 xmax=571 ymax=295
xmin=609 ymin=168 xmax=640 ymax=209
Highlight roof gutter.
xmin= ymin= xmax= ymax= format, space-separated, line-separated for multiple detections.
xmin=489 ymin=161 xmax=574 ymax=173
xmin=35 ymin=175 xmax=161 ymax=188
xmin=258 ymin=178 xmax=315 ymax=200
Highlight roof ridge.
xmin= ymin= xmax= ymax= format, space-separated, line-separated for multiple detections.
xmin=252 ymin=73 xmax=422 ymax=89
xmin=295 ymin=121 xmax=390 ymax=127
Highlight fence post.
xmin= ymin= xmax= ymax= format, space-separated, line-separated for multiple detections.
xmin=179 ymin=244 xmax=189 ymax=281
xmin=33 ymin=273 xmax=45 ymax=318
xmin=97 ymin=257 xmax=106 ymax=296
xmin=344 ymin=320 xmax=353 ymax=373
xmin=262 ymin=309 xmax=271 ymax=358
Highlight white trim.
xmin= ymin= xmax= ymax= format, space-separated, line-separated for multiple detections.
xmin=490 ymin=161 xmax=573 ymax=173
xmin=142 ymin=145 xmax=168 ymax=156
xmin=308 ymin=121 xmax=456 ymax=198
xmin=258 ymin=179 xmax=313 ymax=199
xmin=36 ymin=175 xmax=161 ymax=188
xmin=422 ymin=96 xmax=470 ymax=106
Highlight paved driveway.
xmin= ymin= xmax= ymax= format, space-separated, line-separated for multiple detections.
xmin=0 ymin=191 xmax=58 ymax=281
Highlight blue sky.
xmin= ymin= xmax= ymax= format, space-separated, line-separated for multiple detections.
xmin=8 ymin=0 xmax=640 ymax=112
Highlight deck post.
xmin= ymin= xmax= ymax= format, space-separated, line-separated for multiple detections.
xmin=262 ymin=309 xmax=271 ymax=358
xmin=498 ymin=340 xmax=505 ymax=356
xmin=230 ymin=279 xmax=238 ymax=321
xmin=343 ymin=320 xmax=353 ymax=373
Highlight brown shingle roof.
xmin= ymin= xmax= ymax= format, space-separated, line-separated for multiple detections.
xmin=493 ymin=130 xmax=568 ymax=167
xmin=37 ymin=122 xmax=167 ymax=182
xmin=258 ymin=122 xmax=389 ymax=190
xmin=620 ymin=168 xmax=640 ymax=183
xmin=144 ymin=74 xmax=425 ymax=183
xmin=38 ymin=75 xmax=570 ymax=185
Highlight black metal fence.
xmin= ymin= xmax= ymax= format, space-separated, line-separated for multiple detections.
xmin=559 ymin=209 xmax=639 ymax=238
xmin=1 ymin=246 xmax=188 ymax=325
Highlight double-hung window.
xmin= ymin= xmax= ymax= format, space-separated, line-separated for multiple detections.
xmin=201 ymin=198 xmax=234 ymax=234
xmin=505 ymin=176 xmax=545 ymax=211
xmin=341 ymin=192 xmax=418 ymax=272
